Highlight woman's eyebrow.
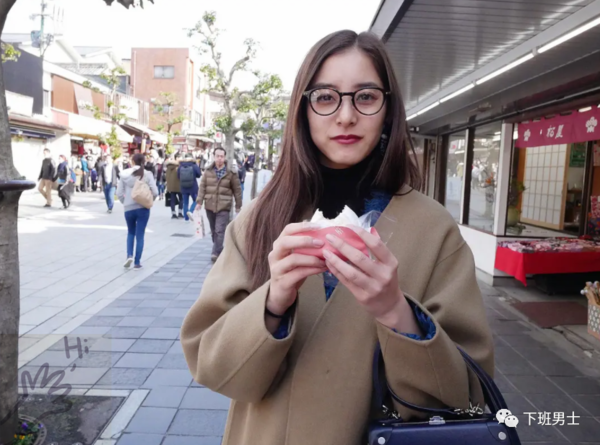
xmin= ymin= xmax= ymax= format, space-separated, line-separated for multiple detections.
xmin=309 ymin=81 xmax=384 ymax=90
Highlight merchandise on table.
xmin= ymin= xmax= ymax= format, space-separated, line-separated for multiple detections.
xmin=498 ymin=238 xmax=600 ymax=253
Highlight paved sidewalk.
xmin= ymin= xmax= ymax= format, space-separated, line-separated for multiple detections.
xmin=17 ymin=189 xmax=203 ymax=368
xmin=16 ymin=235 xmax=600 ymax=444
xmin=16 ymin=186 xmax=600 ymax=444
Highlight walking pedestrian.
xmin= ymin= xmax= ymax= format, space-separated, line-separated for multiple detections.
xmin=165 ymin=153 xmax=183 ymax=219
xmin=180 ymin=30 xmax=493 ymax=445
xmin=156 ymin=156 xmax=165 ymax=200
xmin=99 ymin=155 xmax=120 ymax=213
xmin=81 ymin=154 xmax=89 ymax=192
xmin=96 ymin=156 xmax=106 ymax=191
xmin=116 ymin=153 xmax=158 ymax=270
xmin=237 ymin=160 xmax=246 ymax=198
xmin=37 ymin=148 xmax=56 ymax=208
xmin=56 ymin=154 xmax=72 ymax=209
xmin=195 ymin=147 xmax=242 ymax=262
xmin=178 ymin=153 xmax=202 ymax=222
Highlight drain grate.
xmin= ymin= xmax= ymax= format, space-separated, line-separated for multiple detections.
xmin=171 ymin=233 xmax=194 ymax=238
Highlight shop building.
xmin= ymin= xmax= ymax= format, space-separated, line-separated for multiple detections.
xmin=371 ymin=0 xmax=600 ymax=285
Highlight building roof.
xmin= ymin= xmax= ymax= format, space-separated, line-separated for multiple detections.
xmin=56 ymin=63 xmax=109 ymax=75
xmin=371 ymin=0 xmax=600 ymax=128
xmin=74 ymin=46 xmax=112 ymax=56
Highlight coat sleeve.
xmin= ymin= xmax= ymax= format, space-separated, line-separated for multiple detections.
xmin=230 ymin=172 xmax=243 ymax=211
xmin=146 ymin=172 xmax=159 ymax=198
xmin=379 ymin=229 xmax=493 ymax=420
xmin=197 ymin=173 xmax=207 ymax=205
xmin=180 ymin=206 xmax=296 ymax=403
xmin=116 ymin=177 xmax=125 ymax=203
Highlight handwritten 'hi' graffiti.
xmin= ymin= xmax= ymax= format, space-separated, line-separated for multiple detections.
xmin=0 ymin=336 xmax=90 ymax=426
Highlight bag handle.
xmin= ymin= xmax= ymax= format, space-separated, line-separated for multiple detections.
xmin=373 ymin=342 xmax=507 ymax=419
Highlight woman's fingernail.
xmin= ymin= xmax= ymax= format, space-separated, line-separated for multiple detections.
xmin=312 ymin=238 xmax=324 ymax=246
xmin=323 ymin=250 xmax=332 ymax=259
xmin=325 ymin=234 xmax=336 ymax=243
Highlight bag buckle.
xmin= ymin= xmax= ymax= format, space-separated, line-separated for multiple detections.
xmin=453 ymin=402 xmax=484 ymax=417
xmin=429 ymin=416 xmax=446 ymax=425
xmin=382 ymin=404 xmax=399 ymax=420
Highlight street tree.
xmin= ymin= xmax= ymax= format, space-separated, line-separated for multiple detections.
xmin=187 ymin=11 xmax=259 ymax=167
xmin=83 ymin=66 xmax=129 ymax=160
xmin=237 ymin=73 xmax=287 ymax=199
xmin=1 ymin=43 xmax=20 ymax=63
xmin=0 ymin=2 xmax=153 ymax=443
xmin=153 ymin=92 xmax=187 ymax=155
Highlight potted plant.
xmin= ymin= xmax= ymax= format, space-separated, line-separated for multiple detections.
xmin=13 ymin=417 xmax=46 ymax=445
xmin=507 ymin=179 xmax=526 ymax=227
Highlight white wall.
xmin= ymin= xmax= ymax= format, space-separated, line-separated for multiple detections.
xmin=12 ymin=132 xmax=71 ymax=186
xmin=458 ymin=226 xmax=499 ymax=276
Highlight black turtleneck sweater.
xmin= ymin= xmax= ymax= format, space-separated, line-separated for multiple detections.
xmin=317 ymin=154 xmax=379 ymax=219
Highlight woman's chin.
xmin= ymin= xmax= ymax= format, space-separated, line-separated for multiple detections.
xmin=323 ymin=151 xmax=369 ymax=169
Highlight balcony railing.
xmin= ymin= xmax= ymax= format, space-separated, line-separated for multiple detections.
xmin=104 ymin=93 xmax=150 ymax=127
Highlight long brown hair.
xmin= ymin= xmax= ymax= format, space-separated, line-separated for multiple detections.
xmin=132 ymin=153 xmax=145 ymax=179
xmin=245 ymin=30 xmax=420 ymax=289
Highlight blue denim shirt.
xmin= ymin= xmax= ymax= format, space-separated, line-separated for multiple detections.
xmin=273 ymin=190 xmax=436 ymax=340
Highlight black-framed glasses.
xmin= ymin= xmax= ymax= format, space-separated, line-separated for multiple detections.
xmin=303 ymin=87 xmax=390 ymax=116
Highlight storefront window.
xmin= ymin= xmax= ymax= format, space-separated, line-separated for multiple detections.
xmin=445 ymin=132 xmax=466 ymax=222
xmin=468 ymin=123 xmax=501 ymax=232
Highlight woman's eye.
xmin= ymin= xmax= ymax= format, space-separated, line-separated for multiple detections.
xmin=357 ymin=93 xmax=375 ymax=101
xmin=315 ymin=94 xmax=334 ymax=102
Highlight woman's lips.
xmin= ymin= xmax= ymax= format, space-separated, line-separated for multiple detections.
xmin=331 ymin=135 xmax=363 ymax=145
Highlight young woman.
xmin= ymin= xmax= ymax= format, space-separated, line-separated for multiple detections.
xmin=116 ymin=153 xmax=158 ymax=270
xmin=181 ymin=31 xmax=494 ymax=445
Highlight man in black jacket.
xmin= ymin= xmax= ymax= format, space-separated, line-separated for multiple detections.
xmin=38 ymin=148 xmax=56 ymax=207
xmin=98 ymin=155 xmax=120 ymax=213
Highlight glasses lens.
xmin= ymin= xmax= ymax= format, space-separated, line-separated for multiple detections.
xmin=309 ymin=89 xmax=340 ymax=115
xmin=354 ymin=88 xmax=385 ymax=115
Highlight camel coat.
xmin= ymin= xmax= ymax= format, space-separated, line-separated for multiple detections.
xmin=180 ymin=187 xmax=494 ymax=445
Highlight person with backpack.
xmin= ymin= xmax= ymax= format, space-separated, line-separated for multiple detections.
xmin=117 ymin=153 xmax=159 ymax=270
xmin=178 ymin=153 xmax=202 ymax=222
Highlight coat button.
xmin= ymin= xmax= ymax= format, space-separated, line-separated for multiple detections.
xmin=377 ymin=438 xmax=386 ymax=444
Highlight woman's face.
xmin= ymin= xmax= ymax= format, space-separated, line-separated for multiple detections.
xmin=307 ymin=48 xmax=387 ymax=169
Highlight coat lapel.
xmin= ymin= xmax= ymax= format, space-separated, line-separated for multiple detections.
xmin=285 ymin=194 xmax=404 ymax=443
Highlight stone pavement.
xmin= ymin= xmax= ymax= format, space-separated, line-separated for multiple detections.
xmin=15 ymin=185 xmax=600 ymax=444
xmin=17 ymin=188 xmax=203 ymax=367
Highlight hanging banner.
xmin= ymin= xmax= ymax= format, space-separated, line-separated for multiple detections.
xmin=516 ymin=107 xmax=600 ymax=148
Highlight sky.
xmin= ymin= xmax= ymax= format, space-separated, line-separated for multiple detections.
xmin=5 ymin=0 xmax=382 ymax=90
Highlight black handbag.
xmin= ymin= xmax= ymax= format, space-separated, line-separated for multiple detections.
xmin=368 ymin=343 xmax=521 ymax=445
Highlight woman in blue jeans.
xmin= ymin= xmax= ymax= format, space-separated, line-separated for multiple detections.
xmin=116 ymin=153 xmax=158 ymax=270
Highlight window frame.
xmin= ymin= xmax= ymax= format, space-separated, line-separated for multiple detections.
xmin=154 ymin=66 xmax=175 ymax=79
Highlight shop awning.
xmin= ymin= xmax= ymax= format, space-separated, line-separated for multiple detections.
xmin=186 ymin=133 xmax=215 ymax=144
xmin=9 ymin=113 xmax=68 ymax=140
xmin=121 ymin=121 xmax=168 ymax=145
xmin=371 ymin=0 xmax=600 ymax=130
xmin=69 ymin=113 xmax=132 ymax=143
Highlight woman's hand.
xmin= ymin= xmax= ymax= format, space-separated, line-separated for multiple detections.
xmin=267 ymin=222 xmax=328 ymax=316
xmin=323 ymin=226 xmax=421 ymax=335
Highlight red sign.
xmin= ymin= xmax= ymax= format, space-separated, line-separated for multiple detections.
xmin=516 ymin=107 xmax=600 ymax=148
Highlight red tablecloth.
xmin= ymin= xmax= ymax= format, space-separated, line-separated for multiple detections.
xmin=495 ymin=247 xmax=600 ymax=286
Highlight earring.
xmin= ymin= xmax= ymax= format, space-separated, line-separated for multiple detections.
xmin=379 ymin=133 xmax=389 ymax=154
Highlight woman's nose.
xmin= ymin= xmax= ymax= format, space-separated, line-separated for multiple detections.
xmin=336 ymin=96 xmax=357 ymax=125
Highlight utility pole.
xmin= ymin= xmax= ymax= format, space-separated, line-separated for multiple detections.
xmin=30 ymin=0 xmax=61 ymax=60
